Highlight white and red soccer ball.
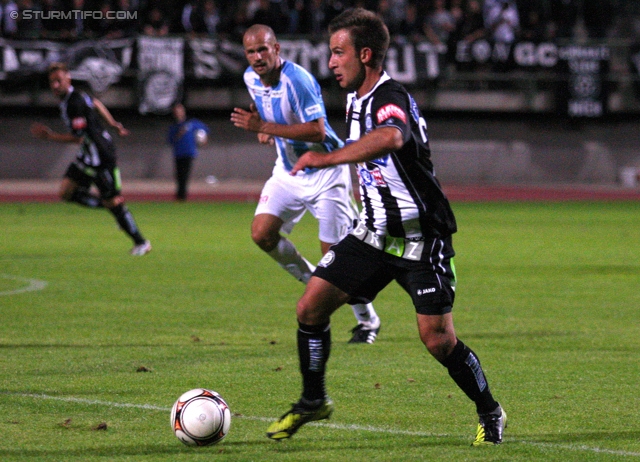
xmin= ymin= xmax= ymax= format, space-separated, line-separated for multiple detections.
xmin=170 ymin=388 xmax=231 ymax=446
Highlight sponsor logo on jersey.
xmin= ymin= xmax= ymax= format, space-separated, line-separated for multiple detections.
xmin=259 ymin=194 xmax=269 ymax=204
xmin=358 ymin=166 xmax=387 ymax=187
xmin=72 ymin=117 xmax=87 ymax=130
xmin=376 ymin=104 xmax=406 ymax=124
xmin=305 ymin=104 xmax=322 ymax=116
xmin=318 ymin=250 xmax=335 ymax=268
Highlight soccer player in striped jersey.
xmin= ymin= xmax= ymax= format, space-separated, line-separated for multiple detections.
xmin=231 ymin=24 xmax=382 ymax=343
xmin=30 ymin=62 xmax=151 ymax=256
xmin=265 ymin=9 xmax=506 ymax=446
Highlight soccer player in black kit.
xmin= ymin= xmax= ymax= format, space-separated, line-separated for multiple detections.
xmin=265 ymin=8 xmax=506 ymax=446
xmin=31 ymin=62 xmax=151 ymax=256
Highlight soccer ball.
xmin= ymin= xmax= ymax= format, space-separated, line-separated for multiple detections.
xmin=170 ymin=388 xmax=231 ymax=446
xmin=195 ymin=129 xmax=207 ymax=146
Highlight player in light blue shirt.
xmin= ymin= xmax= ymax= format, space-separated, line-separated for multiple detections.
xmin=231 ymin=24 xmax=381 ymax=343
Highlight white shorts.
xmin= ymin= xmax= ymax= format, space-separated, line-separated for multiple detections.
xmin=255 ymin=165 xmax=358 ymax=244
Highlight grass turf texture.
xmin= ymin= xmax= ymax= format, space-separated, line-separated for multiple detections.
xmin=1 ymin=201 xmax=639 ymax=461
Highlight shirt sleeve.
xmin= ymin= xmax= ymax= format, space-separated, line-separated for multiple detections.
xmin=287 ymin=67 xmax=325 ymax=124
xmin=370 ymin=85 xmax=411 ymax=143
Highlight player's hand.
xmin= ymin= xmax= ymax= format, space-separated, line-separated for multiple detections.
xmin=257 ymin=133 xmax=274 ymax=145
xmin=290 ymin=151 xmax=329 ymax=175
xmin=30 ymin=122 xmax=52 ymax=139
xmin=114 ymin=122 xmax=130 ymax=137
xmin=231 ymin=104 xmax=264 ymax=132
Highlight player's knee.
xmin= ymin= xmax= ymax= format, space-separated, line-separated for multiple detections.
xmin=251 ymin=228 xmax=278 ymax=252
xmin=422 ymin=333 xmax=456 ymax=362
xmin=296 ymin=297 xmax=320 ymax=324
xmin=103 ymin=195 xmax=123 ymax=209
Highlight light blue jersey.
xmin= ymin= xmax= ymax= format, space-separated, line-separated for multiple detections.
xmin=243 ymin=60 xmax=343 ymax=172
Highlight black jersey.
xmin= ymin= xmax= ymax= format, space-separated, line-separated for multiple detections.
xmin=346 ymin=72 xmax=457 ymax=239
xmin=60 ymin=86 xmax=116 ymax=168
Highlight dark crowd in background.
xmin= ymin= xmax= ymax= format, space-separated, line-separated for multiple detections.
xmin=2 ymin=0 xmax=640 ymax=45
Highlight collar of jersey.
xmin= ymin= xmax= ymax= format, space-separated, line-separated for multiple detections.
xmin=348 ymin=71 xmax=391 ymax=103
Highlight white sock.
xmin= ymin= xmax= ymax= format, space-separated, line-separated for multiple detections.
xmin=350 ymin=303 xmax=380 ymax=329
xmin=267 ymin=236 xmax=315 ymax=283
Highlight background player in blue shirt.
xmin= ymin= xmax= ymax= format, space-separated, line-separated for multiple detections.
xmin=168 ymin=103 xmax=209 ymax=201
xmin=231 ymin=24 xmax=382 ymax=343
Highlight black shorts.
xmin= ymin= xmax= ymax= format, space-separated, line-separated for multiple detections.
xmin=314 ymin=234 xmax=457 ymax=316
xmin=65 ymin=162 xmax=122 ymax=200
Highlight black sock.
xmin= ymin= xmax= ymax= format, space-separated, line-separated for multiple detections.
xmin=297 ymin=322 xmax=331 ymax=403
xmin=440 ymin=339 xmax=499 ymax=415
xmin=109 ymin=203 xmax=145 ymax=244
xmin=70 ymin=188 xmax=103 ymax=208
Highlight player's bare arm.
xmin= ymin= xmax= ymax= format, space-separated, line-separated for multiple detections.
xmin=290 ymin=126 xmax=403 ymax=175
xmin=93 ymin=98 xmax=130 ymax=137
xmin=231 ymin=103 xmax=325 ymax=142
xmin=30 ymin=122 xmax=82 ymax=144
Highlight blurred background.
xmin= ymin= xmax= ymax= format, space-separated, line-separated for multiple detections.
xmin=1 ymin=0 xmax=640 ymax=187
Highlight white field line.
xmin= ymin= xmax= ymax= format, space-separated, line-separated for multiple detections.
xmin=8 ymin=392 xmax=640 ymax=457
xmin=0 ymin=274 xmax=48 ymax=296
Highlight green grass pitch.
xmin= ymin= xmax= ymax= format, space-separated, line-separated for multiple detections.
xmin=1 ymin=200 xmax=639 ymax=461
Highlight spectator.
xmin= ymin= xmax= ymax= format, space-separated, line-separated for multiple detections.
xmin=180 ymin=0 xmax=199 ymax=34
xmin=220 ymin=1 xmax=251 ymax=42
xmin=423 ymin=0 xmax=456 ymax=48
xmin=40 ymin=0 xmax=73 ymax=40
xmin=252 ymin=0 xmax=288 ymax=34
xmin=583 ymin=0 xmax=614 ymax=39
xmin=395 ymin=2 xmax=425 ymax=44
xmin=85 ymin=1 xmax=119 ymax=39
xmin=16 ymin=0 xmax=41 ymax=39
xmin=453 ymin=0 xmax=486 ymax=73
xmin=376 ymin=0 xmax=404 ymax=36
xmin=520 ymin=9 xmax=547 ymax=42
xmin=141 ymin=6 xmax=169 ymax=36
xmin=484 ymin=0 xmax=520 ymax=72
xmin=200 ymin=0 xmax=221 ymax=37
xmin=1 ymin=0 xmax=19 ymax=38
xmin=68 ymin=0 xmax=87 ymax=40
xmin=112 ymin=0 xmax=139 ymax=38
xmin=549 ymin=0 xmax=578 ymax=39
xmin=297 ymin=0 xmax=327 ymax=37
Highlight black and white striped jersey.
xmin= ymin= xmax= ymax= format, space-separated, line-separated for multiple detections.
xmin=346 ymin=72 xmax=457 ymax=240
xmin=60 ymin=86 xmax=116 ymax=168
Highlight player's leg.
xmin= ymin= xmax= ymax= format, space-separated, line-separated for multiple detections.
xmin=175 ymin=157 xmax=192 ymax=201
xmin=60 ymin=164 xmax=103 ymax=208
xmin=401 ymin=236 xmax=504 ymax=445
xmin=252 ymin=213 xmax=315 ymax=282
xmin=253 ymin=174 xmax=314 ymax=282
xmin=311 ymin=170 xmax=381 ymax=343
xmin=266 ymin=276 xmax=349 ymax=440
xmin=267 ymin=236 xmax=392 ymax=440
xmin=97 ymin=166 xmax=151 ymax=255
xmin=417 ymin=313 xmax=506 ymax=445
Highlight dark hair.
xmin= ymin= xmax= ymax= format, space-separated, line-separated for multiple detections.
xmin=328 ymin=8 xmax=390 ymax=69
xmin=47 ymin=62 xmax=69 ymax=74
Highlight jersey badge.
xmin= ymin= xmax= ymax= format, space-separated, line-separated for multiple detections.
xmin=72 ymin=117 xmax=87 ymax=130
xmin=376 ymin=104 xmax=406 ymax=124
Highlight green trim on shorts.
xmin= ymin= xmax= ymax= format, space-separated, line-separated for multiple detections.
xmin=82 ymin=166 xmax=97 ymax=177
xmin=113 ymin=167 xmax=122 ymax=191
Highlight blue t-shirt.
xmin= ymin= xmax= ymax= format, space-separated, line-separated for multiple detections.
xmin=168 ymin=119 xmax=209 ymax=158
xmin=243 ymin=60 xmax=343 ymax=172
